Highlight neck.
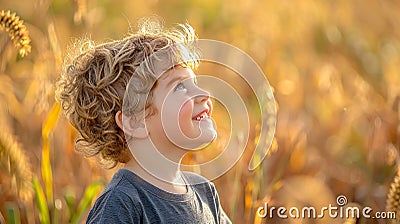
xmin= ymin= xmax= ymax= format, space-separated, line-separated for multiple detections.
xmin=124 ymin=137 xmax=186 ymax=187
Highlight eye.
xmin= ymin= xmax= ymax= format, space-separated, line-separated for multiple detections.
xmin=174 ymin=82 xmax=187 ymax=91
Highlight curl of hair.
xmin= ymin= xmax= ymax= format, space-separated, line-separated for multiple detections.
xmin=55 ymin=20 xmax=199 ymax=168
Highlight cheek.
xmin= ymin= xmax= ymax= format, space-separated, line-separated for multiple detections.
xmin=178 ymin=101 xmax=196 ymax=138
xmin=161 ymin=98 xmax=192 ymax=131
xmin=179 ymin=101 xmax=193 ymax=123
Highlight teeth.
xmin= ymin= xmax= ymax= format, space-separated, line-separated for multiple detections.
xmin=195 ymin=113 xmax=207 ymax=121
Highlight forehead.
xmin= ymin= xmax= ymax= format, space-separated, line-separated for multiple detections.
xmin=158 ymin=66 xmax=196 ymax=84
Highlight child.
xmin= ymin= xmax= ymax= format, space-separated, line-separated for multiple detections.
xmin=56 ymin=19 xmax=232 ymax=223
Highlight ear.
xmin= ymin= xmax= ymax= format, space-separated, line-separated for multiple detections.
xmin=115 ymin=111 xmax=148 ymax=139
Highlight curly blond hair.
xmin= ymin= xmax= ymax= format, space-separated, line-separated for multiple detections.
xmin=56 ymin=20 xmax=199 ymax=168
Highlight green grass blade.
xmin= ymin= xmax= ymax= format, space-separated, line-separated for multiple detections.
xmin=70 ymin=181 xmax=103 ymax=224
xmin=41 ymin=138 xmax=53 ymax=204
xmin=64 ymin=190 xmax=76 ymax=222
xmin=32 ymin=176 xmax=50 ymax=224
xmin=6 ymin=203 xmax=21 ymax=224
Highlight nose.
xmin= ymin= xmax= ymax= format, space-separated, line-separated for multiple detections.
xmin=194 ymin=86 xmax=210 ymax=104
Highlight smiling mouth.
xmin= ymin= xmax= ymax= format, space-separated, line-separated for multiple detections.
xmin=192 ymin=110 xmax=210 ymax=121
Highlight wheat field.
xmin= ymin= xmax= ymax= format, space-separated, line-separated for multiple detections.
xmin=1 ymin=0 xmax=400 ymax=223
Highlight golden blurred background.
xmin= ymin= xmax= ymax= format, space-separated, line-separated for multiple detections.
xmin=1 ymin=0 xmax=400 ymax=223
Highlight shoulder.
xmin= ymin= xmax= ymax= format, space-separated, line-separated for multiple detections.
xmin=87 ymin=171 xmax=143 ymax=223
xmin=87 ymin=188 xmax=142 ymax=223
xmin=182 ymin=171 xmax=213 ymax=186
xmin=100 ymin=169 xmax=143 ymax=203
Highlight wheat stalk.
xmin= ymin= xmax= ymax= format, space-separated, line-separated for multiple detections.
xmin=0 ymin=10 xmax=31 ymax=57
xmin=74 ymin=0 xmax=88 ymax=24
xmin=0 ymin=131 xmax=33 ymax=201
xmin=386 ymin=167 xmax=400 ymax=221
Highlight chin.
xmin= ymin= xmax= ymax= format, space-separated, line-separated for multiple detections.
xmin=193 ymin=129 xmax=217 ymax=150
xmin=169 ymin=121 xmax=217 ymax=150
xmin=176 ymin=132 xmax=215 ymax=150
xmin=204 ymin=128 xmax=217 ymax=142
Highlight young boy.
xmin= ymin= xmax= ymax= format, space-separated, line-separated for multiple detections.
xmin=56 ymin=20 xmax=232 ymax=223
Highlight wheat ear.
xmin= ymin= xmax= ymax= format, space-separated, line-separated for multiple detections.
xmin=0 ymin=131 xmax=33 ymax=201
xmin=386 ymin=167 xmax=400 ymax=220
xmin=0 ymin=10 xmax=31 ymax=57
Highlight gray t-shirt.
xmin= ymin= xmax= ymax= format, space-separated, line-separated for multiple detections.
xmin=86 ymin=169 xmax=232 ymax=223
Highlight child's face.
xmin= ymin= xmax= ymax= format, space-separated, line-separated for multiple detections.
xmin=146 ymin=66 xmax=216 ymax=150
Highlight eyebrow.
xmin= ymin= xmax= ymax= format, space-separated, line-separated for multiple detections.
xmin=165 ymin=74 xmax=196 ymax=88
xmin=166 ymin=75 xmax=186 ymax=88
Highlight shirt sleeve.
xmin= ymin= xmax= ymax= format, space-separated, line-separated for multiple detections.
xmin=86 ymin=189 xmax=142 ymax=224
xmin=210 ymin=183 xmax=232 ymax=224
